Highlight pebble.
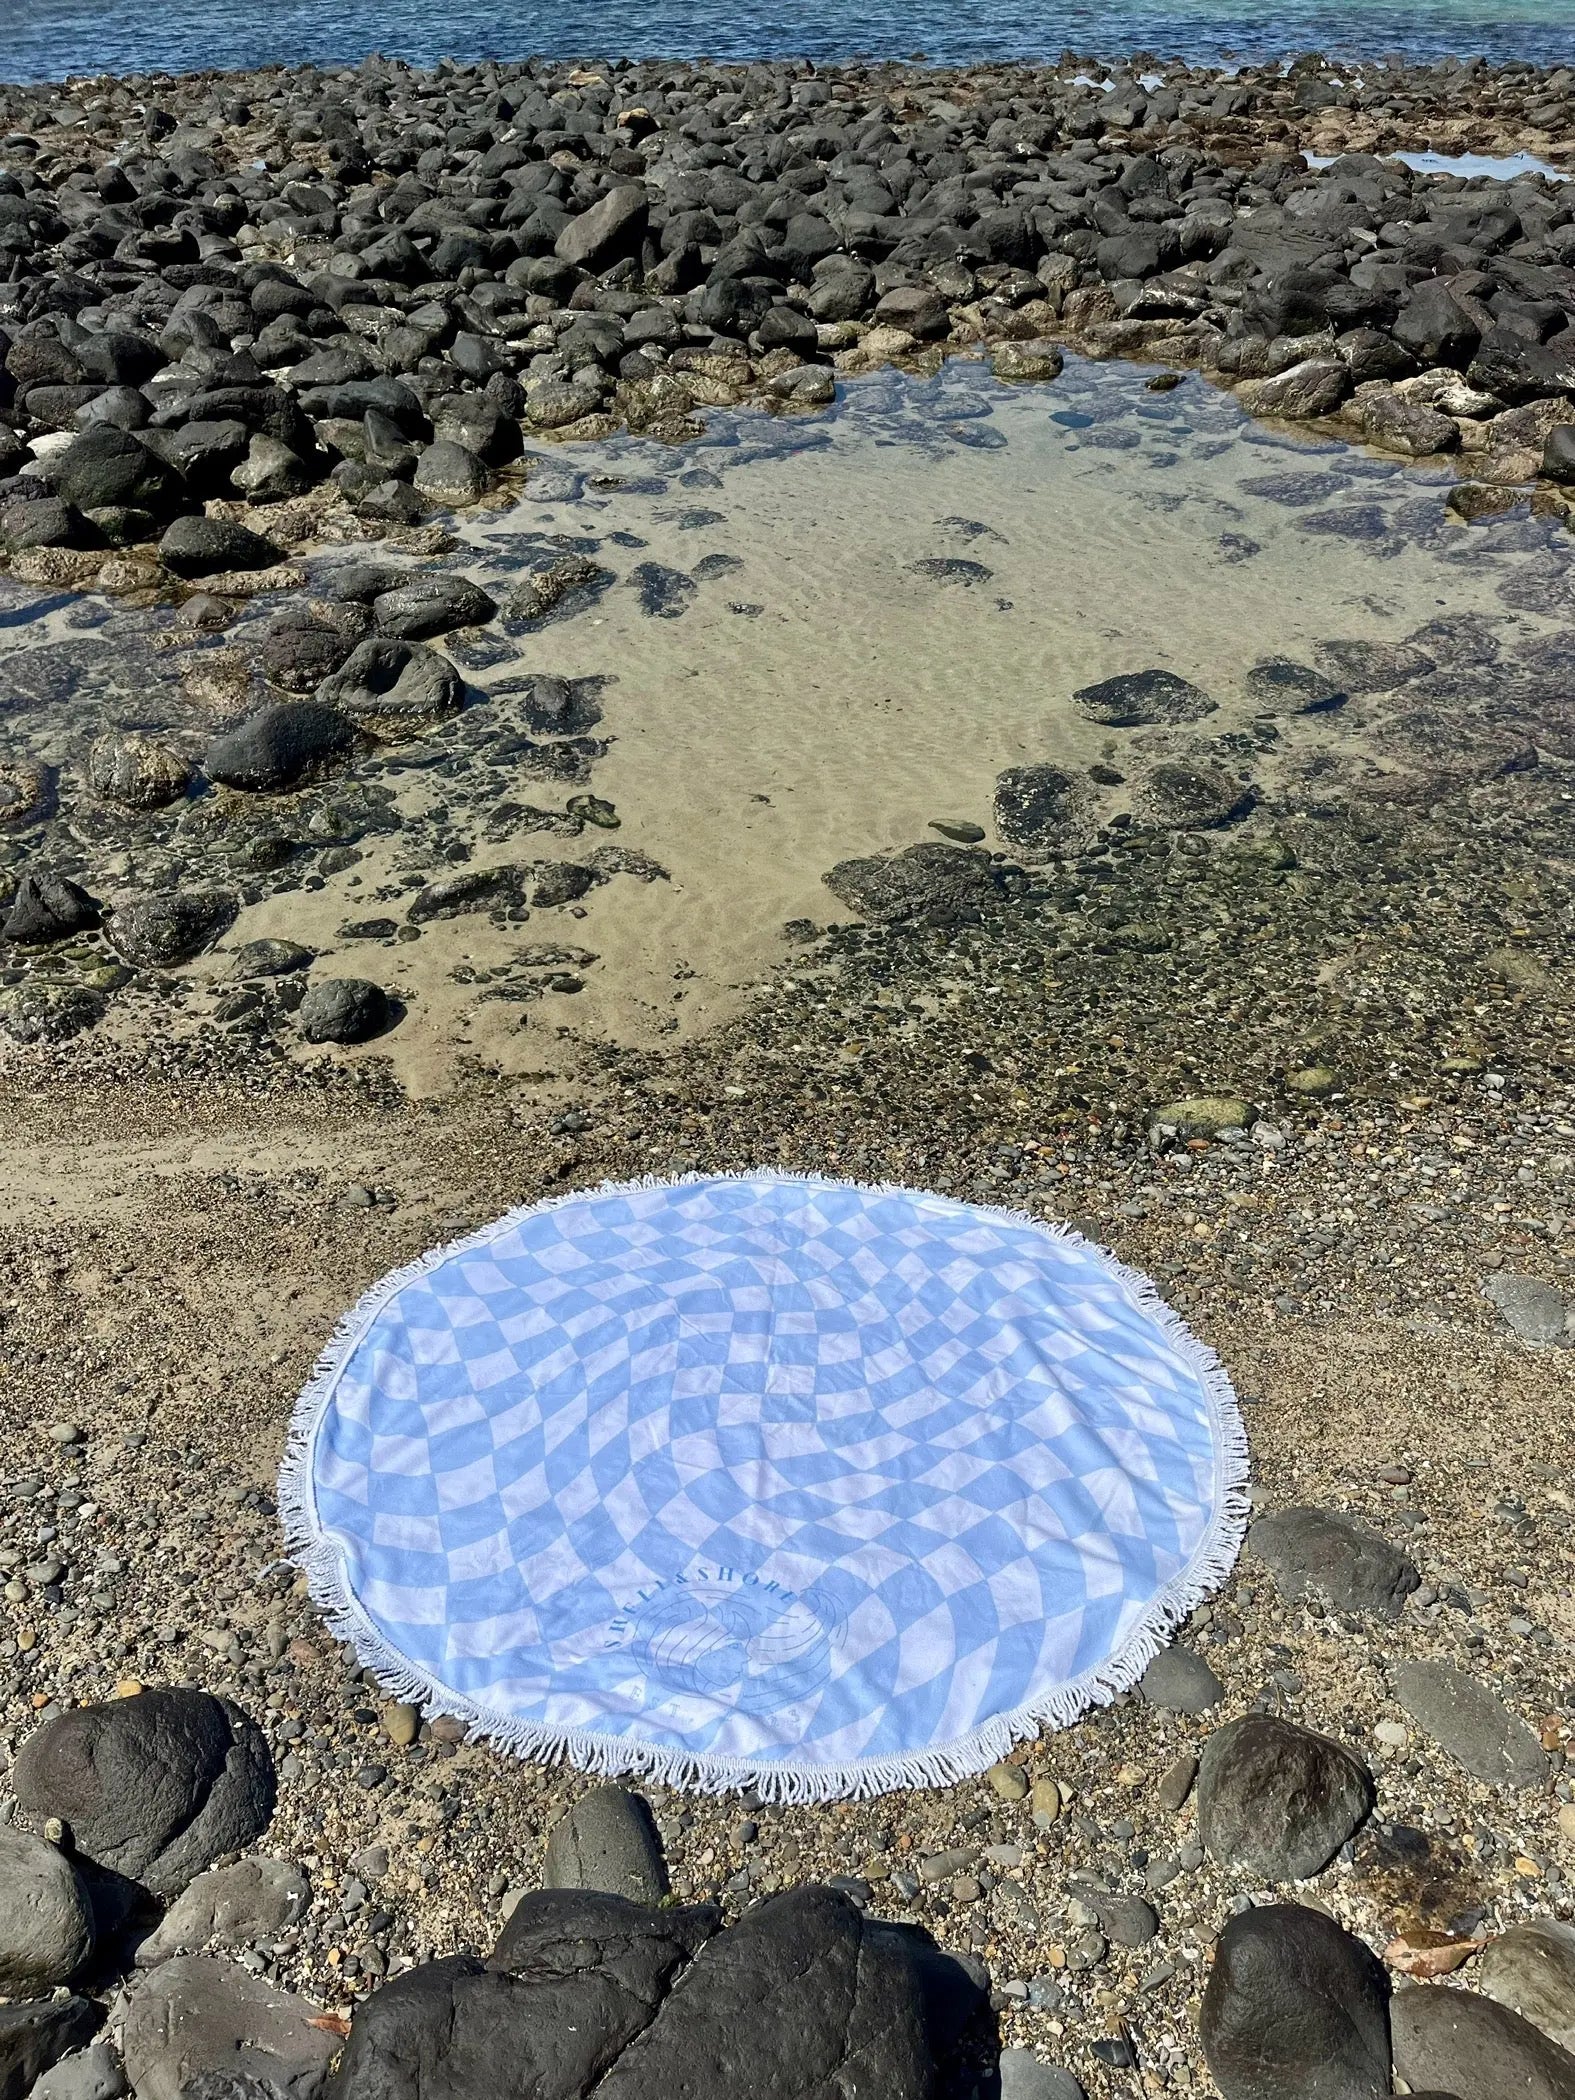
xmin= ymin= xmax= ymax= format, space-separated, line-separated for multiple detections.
xmin=987 ymin=1761 xmax=1030 ymax=1803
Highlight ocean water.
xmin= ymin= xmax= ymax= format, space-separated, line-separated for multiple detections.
xmin=7 ymin=0 xmax=1575 ymax=85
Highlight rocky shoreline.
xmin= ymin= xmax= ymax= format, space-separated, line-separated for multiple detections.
xmin=1 ymin=46 xmax=1575 ymax=597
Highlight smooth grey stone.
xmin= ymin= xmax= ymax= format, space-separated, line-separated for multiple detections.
xmin=1484 ymin=1272 xmax=1571 ymax=1347
xmin=231 ymin=940 xmax=313 ymax=980
xmin=1248 ymin=1507 xmax=1421 ymax=1619
xmin=136 ymin=1858 xmax=311 ymax=1966
xmin=158 ymin=515 xmax=281 ymax=577
xmin=1392 ymin=1982 xmax=1575 ymax=2100
xmin=1087 ymin=1892 xmax=1159 ymax=1948
xmin=371 ymin=574 xmax=497 ymax=642
xmin=0 ymin=1999 xmax=101 ymax=2100
xmin=542 ymin=1786 xmax=669 ymax=1905
xmin=1201 ymin=1903 xmax=1390 ymax=2100
xmin=998 ymin=2050 xmax=1085 ymax=2100
xmin=411 ymin=439 xmax=490 ymax=505
xmin=1480 ymin=1921 xmax=1575 ymax=2052
xmin=1140 ymin=1646 xmax=1224 ymax=1714
xmin=298 ymin=978 xmax=390 ymax=1045
xmin=120 ymin=1956 xmax=338 ymax=2100
xmin=31 ymin=2042 xmax=126 ymax=2100
xmin=317 ymin=638 xmax=463 ymax=724
xmin=1156 ymin=1752 xmax=1198 ymax=1813
xmin=0 ymin=1827 xmax=93 ymax=1993
xmin=12 ymin=1688 xmax=274 ymax=1899
xmin=1198 ymin=1715 xmax=1374 ymax=1881
xmin=1392 ymin=1660 xmax=1546 ymax=1789
xmin=204 ymin=702 xmax=356 ymax=791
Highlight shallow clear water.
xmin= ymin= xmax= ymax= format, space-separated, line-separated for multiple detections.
xmin=3 ymin=354 xmax=1571 ymax=1091
xmin=1306 ymin=147 xmax=1572 ymax=179
xmin=7 ymin=0 xmax=1575 ymax=84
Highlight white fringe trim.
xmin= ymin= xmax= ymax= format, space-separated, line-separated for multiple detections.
xmin=278 ymin=1170 xmax=1250 ymax=1802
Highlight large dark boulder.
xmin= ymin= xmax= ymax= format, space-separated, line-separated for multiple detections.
xmin=1197 ymin=1715 xmax=1374 ymax=1880
xmin=12 ymin=1688 xmax=274 ymax=1899
xmin=1468 ymin=326 xmax=1575 ymax=406
xmin=330 ymin=1887 xmax=981 ymax=2100
xmin=318 ymin=639 xmax=464 ymax=725
xmin=0 ymin=1998 xmax=101 ymax=2100
xmin=140 ymin=419 xmax=251 ymax=494
xmin=298 ymin=978 xmax=392 ymax=1044
xmin=371 ymin=574 xmax=497 ymax=642
xmin=3 ymin=871 xmax=101 ymax=944
xmin=158 ymin=515 xmax=282 ymax=578
xmin=52 ymin=425 xmax=181 ymax=514
xmin=1391 ymin=1983 xmax=1575 ymax=2100
xmin=1247 ymin=1507 xmax=1420 ymax=1619
xmin=331 ymin=1892 xmax=720 ymax=2100
xmin=121 ymin=1955 xmax=339 ymax=2100
xmin=1392 ymin=279 xmax=1481 ymax=368
xmin=205 ymin=703 xmax=356 ymax=791
xmin=1200 ymin=1904 xmax=1391 ymax=2100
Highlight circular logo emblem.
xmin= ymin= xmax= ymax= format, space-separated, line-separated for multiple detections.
xmin=617 ymin=1569 xmax=842 ymax=1714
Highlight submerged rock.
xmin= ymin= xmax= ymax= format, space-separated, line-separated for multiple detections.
xmin=106 ymin=891 xmax=237 ymax=968
xmin=825 ymin=843 xmax=1007 ymax=925
xmin=1072 ymin=669 xmax=1215 ymax=727
xmin=86 ymin=731 xmax=192 ymax=810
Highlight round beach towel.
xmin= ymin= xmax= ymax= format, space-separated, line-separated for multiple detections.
xmin=282 ymin=1173 xmax=1245 ymax=1798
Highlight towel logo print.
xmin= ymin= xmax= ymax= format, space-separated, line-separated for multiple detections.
xmin=614 ymin=1567 xmax=844 ymax=1714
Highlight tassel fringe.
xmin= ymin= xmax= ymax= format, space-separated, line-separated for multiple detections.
xmin=277 ymin=1170 xmax=1250 ymax=1803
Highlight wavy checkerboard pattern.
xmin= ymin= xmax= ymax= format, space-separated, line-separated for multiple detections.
xmin=283 ymin=1174 xmax=1244 ymax=1798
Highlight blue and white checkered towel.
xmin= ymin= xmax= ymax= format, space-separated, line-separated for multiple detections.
xmin=282 ymin=1173 xmax=1245 ymax=1798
